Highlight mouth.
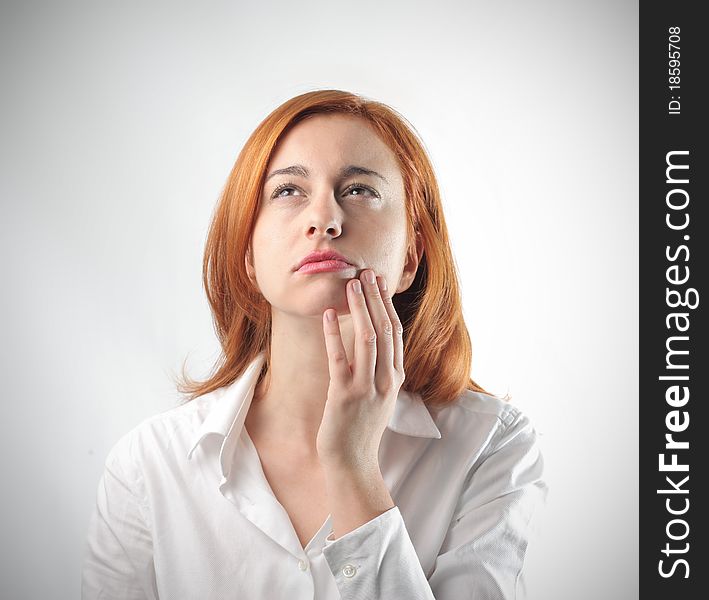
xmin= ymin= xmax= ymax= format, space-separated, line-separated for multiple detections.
xmin=296 ymin=260 xmax=356 ymax=274
xmin=295 ymin=249 xmax=356 ymax=273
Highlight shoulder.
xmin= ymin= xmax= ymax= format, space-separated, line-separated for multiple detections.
xmin=430 ymin=389 xmax=541 ymax=468
xmin=433 ymin=388 xmax=527 ymax=437
xmin=102 ymin=393 xmax=217 ymax=471
xmin=440 ymin=389 xmax=520 ymax=423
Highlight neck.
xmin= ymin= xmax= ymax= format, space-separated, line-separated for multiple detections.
xmin=246 ymin=308 xmax=356 ymax=456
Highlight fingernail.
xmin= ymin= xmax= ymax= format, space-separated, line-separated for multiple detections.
xmin=378 ymin=276 xmax=387 ymax=291
xmin=352 ymin=280 xmax=362 ymax=294
xmin=326 ymin=309 xmax=337 ymax=321
xmin=364 ymin=270 xmax=375 ymax=284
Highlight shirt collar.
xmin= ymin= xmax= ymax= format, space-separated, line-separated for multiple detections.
xmin=186 ymin=351 xmax=441 ymax=475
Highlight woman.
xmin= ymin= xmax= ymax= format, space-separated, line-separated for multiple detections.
xmin=81 ymin=90 xmax=547 ymax=599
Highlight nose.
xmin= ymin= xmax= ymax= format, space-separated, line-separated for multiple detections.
xmin=305 ymin=189 xmax=344 ymax=239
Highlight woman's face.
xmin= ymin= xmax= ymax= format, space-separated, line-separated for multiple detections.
xmin=247 ymin=113 xmax=419 ymax=319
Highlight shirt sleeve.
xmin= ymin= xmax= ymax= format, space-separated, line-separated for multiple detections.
xmin=81 ymin=431 xmax=159 ymax=600
xmin=320 ymin=409 xmax=547 ymax=600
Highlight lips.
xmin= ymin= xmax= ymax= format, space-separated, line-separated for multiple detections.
xmin=295 ymin=249 xmax=355 ymax=271
xmin=297 ymin=260 xmax=354 ymax=274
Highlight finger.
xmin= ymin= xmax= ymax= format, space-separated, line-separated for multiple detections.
xmin=376 ymin=274 xmax=404 ymax=376
xmin=322 ymin=308 xmax=352 ymax=383
xmin=347 ymin=275 xmax=377 ymax=387
xmin=359 ymin=269 xmax=394 ymax=392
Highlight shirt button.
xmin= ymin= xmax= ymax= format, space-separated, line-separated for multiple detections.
xmin=298 ymin=559 xmax=308 ymax=571
xmin=342 ymin=564 xmax=357 ymax=578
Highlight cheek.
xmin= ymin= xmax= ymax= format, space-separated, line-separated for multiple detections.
xmin=378 ymin=227 xmax=411 ymax=279
xmin=249 ymin=231 xmax=293 ymax=288
xmin=376 ymin=224 xmax=408 ymax=257
xmin=250 ymin=220 xmax=277 ymax=263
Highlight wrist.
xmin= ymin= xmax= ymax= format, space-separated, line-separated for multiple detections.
xmin=320 ymin=454 xmax=381 ymax=479
xmin=322 ymin=461 xmax=395 ymax=539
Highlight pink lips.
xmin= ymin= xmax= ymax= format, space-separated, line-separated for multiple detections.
xmin=297 ymin=260 xmax=355 ymax=274
xmin=295 ymin=249 xmax=356 ymax=273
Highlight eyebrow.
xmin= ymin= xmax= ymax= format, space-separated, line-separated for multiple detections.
xmin=265 ymin=164 xmax=389 ymax=185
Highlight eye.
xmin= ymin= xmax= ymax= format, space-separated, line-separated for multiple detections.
xmin=269 ymin=181 xmax=380 ymax=200
xmin=345 ymin=182 xmax=379 ymax=198
xmin=271 ymin=183 xmax=303 ymax=199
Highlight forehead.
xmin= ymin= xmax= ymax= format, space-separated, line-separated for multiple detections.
xmin=267 ymin=113 xmax=401 ymax=177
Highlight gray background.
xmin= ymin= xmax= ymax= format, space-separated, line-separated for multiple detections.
xmin=0 ymin=1 xmax=638 ymax=598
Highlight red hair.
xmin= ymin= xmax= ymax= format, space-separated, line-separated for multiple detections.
xmin=174 ymin=90 xmax=496 ymax=408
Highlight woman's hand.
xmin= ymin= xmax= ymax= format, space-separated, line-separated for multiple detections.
xmin=316 ymin=268 xmax=405 ymax=473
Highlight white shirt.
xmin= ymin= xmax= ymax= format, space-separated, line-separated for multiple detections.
xmin=81 ymin=351 xmax=547 ymax=599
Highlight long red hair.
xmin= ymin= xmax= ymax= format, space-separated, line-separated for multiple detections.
xmin=174 ymin=90 xmax=495 ymax=408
